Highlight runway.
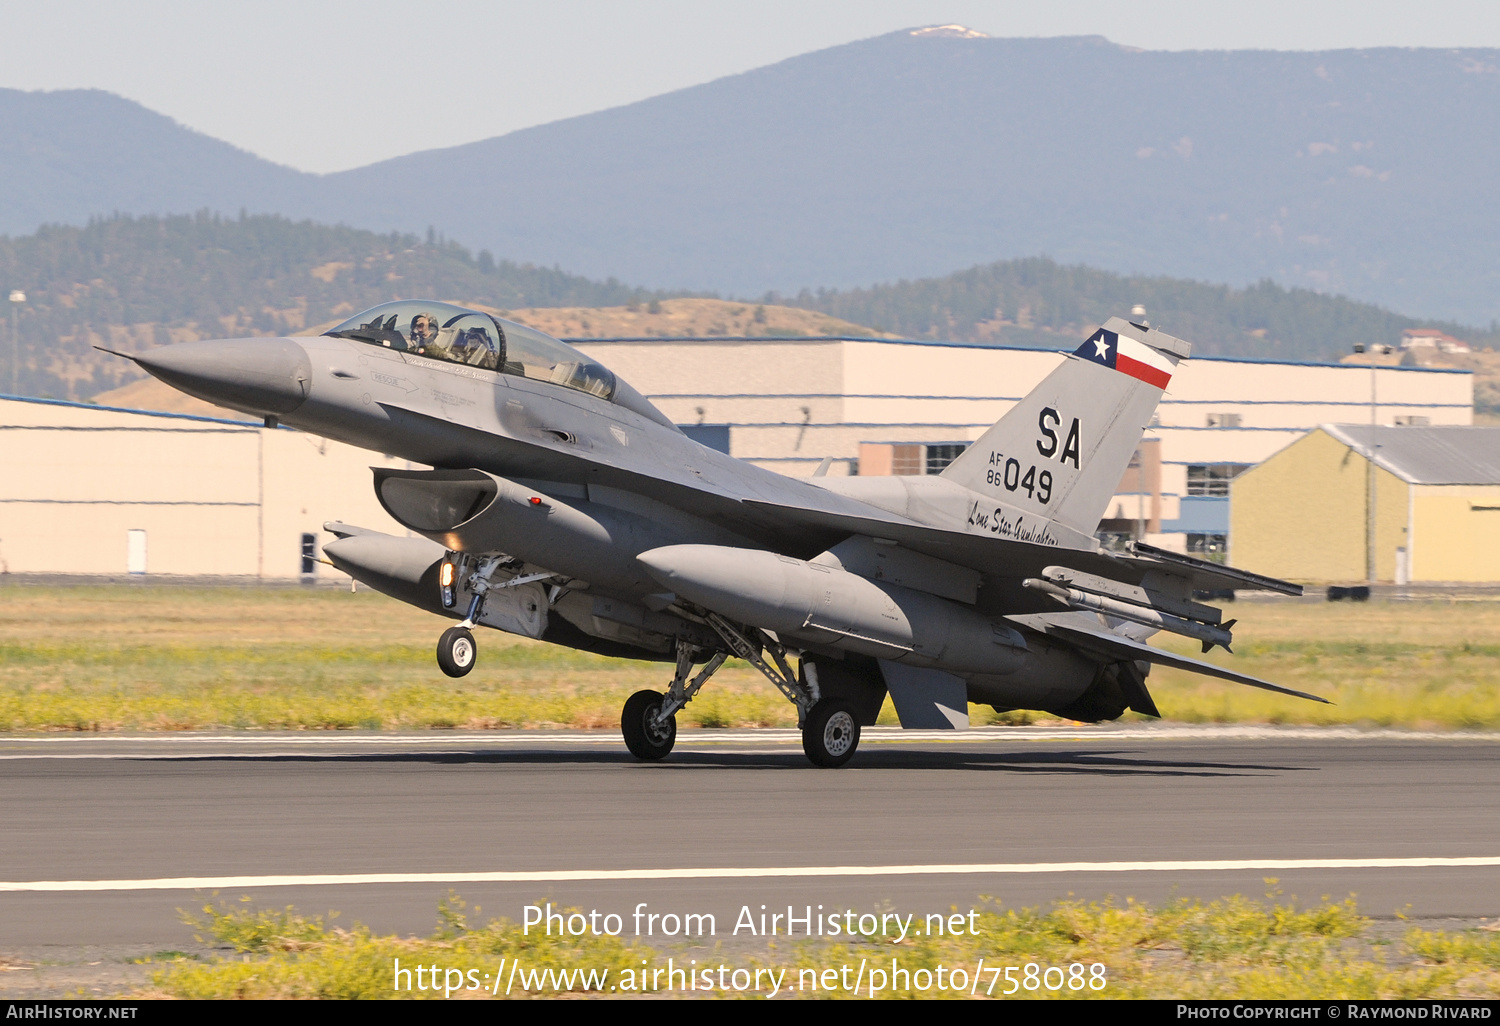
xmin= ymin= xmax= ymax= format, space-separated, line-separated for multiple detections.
xmin=3 ymin=726 xmax=1499 ymax=952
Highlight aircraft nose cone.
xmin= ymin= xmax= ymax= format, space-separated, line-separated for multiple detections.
xmin=132 ymin=338 xmax=313 ymax=416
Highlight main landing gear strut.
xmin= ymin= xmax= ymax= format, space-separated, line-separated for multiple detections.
xmin=621 ymin=640 xmax=727 ymax=761
xmin=620 ymin=617 xmax=862 ymax=768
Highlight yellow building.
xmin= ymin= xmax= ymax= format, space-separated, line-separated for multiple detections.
xmin=1231 ymin=425 xmax=1500 ymax=583
xmin=578 ymin=337 xmax=1472 ymax=557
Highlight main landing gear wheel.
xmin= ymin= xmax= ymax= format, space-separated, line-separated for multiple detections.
xmin=436 ymin=626 xmax=476 ymax=678
xmin=622 ymin=689 xmax=677 ymax=761
xmin=802 ymin=699 xmax=860 ymax=768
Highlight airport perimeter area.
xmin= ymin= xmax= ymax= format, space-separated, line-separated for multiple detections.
xmin=2 ymin=581 xmax=1496 ymax=733
xmin=4 ymin=728 xmax=1500 ymax=1000
xmin=2 ymin=581 xmax=1499 ymax=999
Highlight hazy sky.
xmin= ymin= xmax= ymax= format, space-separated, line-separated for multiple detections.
xmin=8 ymin=1 xmax=1500 ymax=173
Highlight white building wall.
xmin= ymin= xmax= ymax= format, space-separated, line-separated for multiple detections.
xmin=1 ymin=339 xmax=1475 ymax=576
xmin=577 ymin=338 xmax=1474 ymax=544
xmin=0 ymin=397 xmax=413 ymax=578
xmin=578 ymin=338 xmax=1471 ymax=456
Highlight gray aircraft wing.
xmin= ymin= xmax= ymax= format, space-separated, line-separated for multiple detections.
xmin=739 ymin=497 xmax=1286 ymax=594
xmin=1023 ymin=616 xmax=1329 ymax=704
xmin=374 ymin=400 xmax=860 ymax=557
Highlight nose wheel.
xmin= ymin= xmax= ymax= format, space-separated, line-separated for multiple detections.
xmin=436 ymin=626 xmax=477 ymax=677
xmin=621 ymin=689 xmax=677 ymax=760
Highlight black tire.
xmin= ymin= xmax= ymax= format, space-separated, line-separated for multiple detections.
xmin=621 ymin=689 xmax=676 ymax=761
xmin=802 ymin=699 xmax=860 ymax=768
xmin=436 ymin=626 xmax=477 ymax=678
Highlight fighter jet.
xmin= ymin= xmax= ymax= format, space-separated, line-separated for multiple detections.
xmin=113 ymin=301 xmax=1324 ymax=766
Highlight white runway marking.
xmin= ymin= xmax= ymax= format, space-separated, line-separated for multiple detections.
xmin=4 ymin=857 xmax=1499 ymax=892
xmin=1 ymin=724 xmax=1497 ymax=760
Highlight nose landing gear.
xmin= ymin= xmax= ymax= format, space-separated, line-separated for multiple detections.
xmin=433 ymin=555 xmax=559 ymax=678
xmin=436 ymin=626 xmax=476 ymax=677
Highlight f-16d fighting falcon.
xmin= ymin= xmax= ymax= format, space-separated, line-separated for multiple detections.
xmin=110 ymin=303 xmax=1324 ymax=767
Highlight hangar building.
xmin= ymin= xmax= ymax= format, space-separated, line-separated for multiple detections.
xmin=574 ymin=336 xmax=1472 ymax=556
xmin=0 ymin=395 xmax=411 ymax=578
xmin=1230 ymin=425 xmax=1500 ymax=583
xmin=0 ymin=335 xmax=1473 ymax=578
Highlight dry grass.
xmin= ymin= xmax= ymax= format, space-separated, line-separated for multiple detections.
xmin=0 ymin=584 xmax=1495 ymax=732
xmin=0 ymin=583 xmax=793 ymax=732
xmin=146 ymin=890 xmax=1500 ymax=999
xmin=1139 ymin=598 xmax=1500 ymax=729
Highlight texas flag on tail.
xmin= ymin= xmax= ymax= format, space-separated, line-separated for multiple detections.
xmin=1073 ymin=328 xmax=1174 ymax=389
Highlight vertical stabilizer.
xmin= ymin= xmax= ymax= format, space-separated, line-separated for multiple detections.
xmin=939 ymin=318 xmax=1189 ymax=536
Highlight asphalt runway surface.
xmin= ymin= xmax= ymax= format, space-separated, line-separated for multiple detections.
xmin=3 ymin=726 xmax=1499 ymax=963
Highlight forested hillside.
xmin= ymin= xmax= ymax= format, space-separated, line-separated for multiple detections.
xmin=0 ymin=213 xmax=669 ymax=400
xmin=5 ymin=215 xmax=1496 ymax=406
xmin=775 ymin=258 xmax=1500 ymax=360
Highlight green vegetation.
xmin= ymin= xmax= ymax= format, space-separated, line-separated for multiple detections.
xmin=0 ymin=584 xmax=791 ymax=732
xmin=1 ymin=585 xmax=1498 ymax=732
xmin=7 ymin=215 xmax=1497 ymax=404
xmin=146 ymin=891 xmax=1500 ymax=999
xmin=773 ymin=257 xmax=1500 ymax=360
xmin=0 ymin=213 xmax=683 ymax=401
xmin=1137 ymin=601 xmax=1500 ymax=730
xmin=156 ymin=894 xmax=653 ymax=1000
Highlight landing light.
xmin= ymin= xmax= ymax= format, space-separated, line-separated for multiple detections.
xmin=440 ymin=561 xmax=457 ymax=608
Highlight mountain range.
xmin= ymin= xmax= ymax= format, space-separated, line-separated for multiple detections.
xmin=4 ymin=29 xmax=1500 ymax=324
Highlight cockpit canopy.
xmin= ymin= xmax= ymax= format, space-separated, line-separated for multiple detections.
xmin=325 ymin=301 xmax=617 ymax=401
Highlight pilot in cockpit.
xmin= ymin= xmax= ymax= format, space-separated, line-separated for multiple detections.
xmin=409 ymin=313 xmax=440 ymax=353
xmin=453 ymin=325 xmax=497 ymax=367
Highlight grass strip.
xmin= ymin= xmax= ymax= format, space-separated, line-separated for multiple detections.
xmin=2 ymin=585 xmax=1499 ymax=731
xmin=144 ymin=890 xmax=1500 ymax=999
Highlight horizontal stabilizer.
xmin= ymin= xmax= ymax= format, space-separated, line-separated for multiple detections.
xmin=1035 ymin=619 xmax=1329 ymax=704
